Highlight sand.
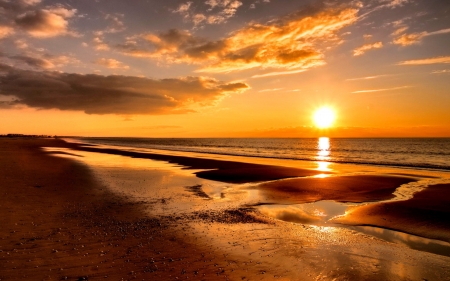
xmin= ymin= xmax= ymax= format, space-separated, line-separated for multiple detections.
xmin=1 ymin=138 xmax=450 ymax=280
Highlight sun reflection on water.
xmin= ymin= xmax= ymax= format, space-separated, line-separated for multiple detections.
xmin=316 ymin=137 xmax=332 ymax=171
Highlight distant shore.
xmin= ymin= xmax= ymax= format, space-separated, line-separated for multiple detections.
xmin=1 ymin=138 xmax=449 ymax=280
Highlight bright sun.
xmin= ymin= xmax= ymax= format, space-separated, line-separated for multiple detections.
xmin=313 ymin=107 xmax=336 ymax=128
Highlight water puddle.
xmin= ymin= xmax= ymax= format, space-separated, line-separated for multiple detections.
xmin=258 ymin=201 xmax=450 ymax=257
xmin=258 ymin=200 xmax=349 ymax=225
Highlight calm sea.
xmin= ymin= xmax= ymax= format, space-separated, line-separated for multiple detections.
xmin=71 ymin=138 xmax=450 ymax=171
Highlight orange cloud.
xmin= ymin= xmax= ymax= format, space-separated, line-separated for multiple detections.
xmin=0 ymin=64 xmax=249 ymax=115
xmin=15 ymin=7 xmax=77 ymax=38
xmin=398 ymin=56 xmax=450 ymax=65
xmin=93 ymin=37 xmax=110 ymax=51
xmin=392 ymin=32 xmax=425 ymax=46
xmin=351 ymin=86 xmax=410 ymax=94
xmin=94 ymin=58 xmax=129 ymax=70
xmin=353 ymin=41 xmax=383 ymax=56
xmin=117 ymin=5 xmax=359 ymax=73
xmin=0 ymin=26 xmax=14 ymax=39
xmin=393 ymin=28 xmax=450 ymax=46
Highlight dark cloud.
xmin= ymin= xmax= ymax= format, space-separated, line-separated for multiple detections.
xmin=0 ymin=64 xmax=249 ymax=115
xmin=0 ymin=0 xmax=41 ymax=14
xmin=15 ymin=7 xmax=76 ymax=38
xmin=9 ymin=54 xmax=53 ymax=68
xmin=0 ymin=0 xmax=77 ymax=38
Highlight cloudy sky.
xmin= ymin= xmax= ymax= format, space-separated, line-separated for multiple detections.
xmin=0 ymin=0 xmax=449 ymax=137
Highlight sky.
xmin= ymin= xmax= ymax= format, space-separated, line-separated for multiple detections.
xmin=0 ymin=0 xmax=449 ymax=137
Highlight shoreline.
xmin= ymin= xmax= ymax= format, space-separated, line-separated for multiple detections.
xmin=66 ymin=137 xmax=450 ymax=172
xmin=1 ymin=138 xmax=450 ymax=280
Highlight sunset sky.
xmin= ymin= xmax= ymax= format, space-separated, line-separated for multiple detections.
xmin=1 ymin=0 xmax=449 ymax=137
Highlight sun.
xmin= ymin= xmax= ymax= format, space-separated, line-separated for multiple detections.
xmin=313 ymin=107 xmax=336 ymax=129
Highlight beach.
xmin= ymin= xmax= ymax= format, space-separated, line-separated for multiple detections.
xmin=1 ymin=138 xmax=450 ymax=280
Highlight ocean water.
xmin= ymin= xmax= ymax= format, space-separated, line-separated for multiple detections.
xmin=71 ymin=137 xmax=450 ymax=171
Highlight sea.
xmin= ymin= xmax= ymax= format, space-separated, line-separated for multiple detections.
xmin=69 ymin=137 xmax=450 ymax=171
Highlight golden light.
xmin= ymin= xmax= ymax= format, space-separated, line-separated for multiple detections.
xmin=313 ymin=107 xmax=335 ymax=128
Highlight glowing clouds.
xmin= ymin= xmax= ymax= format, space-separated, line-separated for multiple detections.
xmin=116 ymin=5 xmax=359 ymax=73
xmin=353 ymin=42 xmax=383 ymax=56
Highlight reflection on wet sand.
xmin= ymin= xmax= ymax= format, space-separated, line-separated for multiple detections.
xmin=257 ymin=200 xmax=450 ymax=257
xmin=347 ymin=226 xmax=450 ymax=257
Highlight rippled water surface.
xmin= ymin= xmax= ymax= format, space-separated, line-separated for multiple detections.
xmin=71 ymin=137 xmax=450 ymax=171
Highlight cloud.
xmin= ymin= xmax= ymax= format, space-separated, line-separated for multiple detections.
xmin=94 ymin=13 xmax=126 ymax=36
xmin=381 ymin=0 xmax=410 ymax=8
xmin=258 ymin=88 xmax=283 ymax=92
xmin=94 ymin=58 xmax=129 ymax=70
xmin=93 ymin=37 xmax=110 ymax=51
xmin=392 ymin=32 xmax=425 ymax=46
xmin=391 ymin=26 xmax=408 ymax=36
xmin=14 ymin=39 xmax=28 ymax=49
xmin=6 ymin=53 xmax=80 ymax=69
xmin=393 ymin=28 xmax=450 ymax=46
xmin=427 ymin=28 xmax=450 ymax=36
xmin=0 ymin=25 xmax=14 ymax=39
xmin=20 ymin=0 xmax=42 ymax=6
xmin=0 ymin=64 xmax=249 ymax=115
xmin=252 ymin=69 xmax=306 ymax=78
xmin=173 ymin=1 xmax=192 ymax=16
xmin=397 ymin=56 xmax=450 ymax=65
xmin=14 ymin=6 xmax=77 ymax=38
xmin=118 ymin=4 xmax=359 ymax=73
xmin=9 ymin=54 xmax=54 ymax=69
xmin=431 ymin=69 xmax=450 ymax=74
xmin=353 ymin=41 xmax=383 ymax=56
xmin=352 ymin=86 xmax=410 ymax=93
xmin=173 ymin=0 xmax=243 ymax=26
xmin=0 ymin=0 xmax=41 ymax=13
xmin=104 ymin=13 xmax=125 ymax=33
xmin=345 ymin=74 xmax=390 ymax=81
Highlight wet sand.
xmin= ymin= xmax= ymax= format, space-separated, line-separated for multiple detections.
xmin=333 ymin=183 xmax=450 ymax=243
xmin=251 ymin=175 xmax=416 ymax=204
xmin=1 ymin=138 xmax=450 ymax=280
